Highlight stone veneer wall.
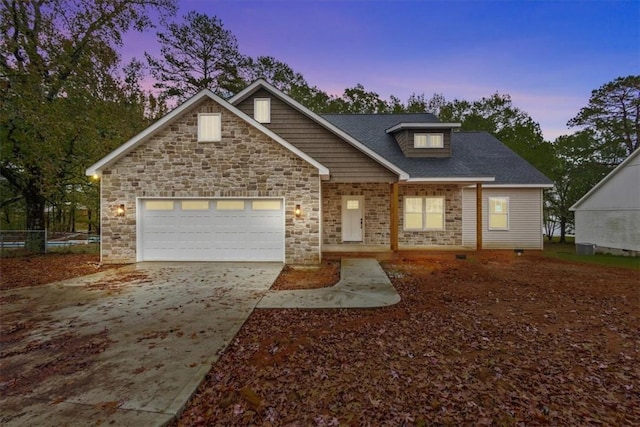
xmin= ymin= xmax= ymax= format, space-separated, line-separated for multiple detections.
xmin=398 ymin=184 xmax=463 ymax=246
xmin=100 ymin=98 xmax=321 ymax=264
xmin=322 ymin=182 xmax=391 ymax=245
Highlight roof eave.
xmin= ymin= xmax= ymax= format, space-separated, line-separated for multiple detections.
xmin=229 ymin=79 xmax=410 ymax=180
xmin=386 ymin=122 xmax=462 ymax=134
xmin=86 ymin=89 xmax=217 ymax=176
xmin=570 ymin=149 xmax=640 ymax=211
xmin=86 ymin=87 xmax=330 ymax=178
xmin=406 ymin=176 xmax=495 ymax=183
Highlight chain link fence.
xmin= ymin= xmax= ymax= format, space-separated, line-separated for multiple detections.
xmin=0 ymin=230 xmax=100 ymax=254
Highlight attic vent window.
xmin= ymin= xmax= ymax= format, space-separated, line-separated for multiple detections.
xmin=254 ymin=98 xmax=271 ymax=123
xmin=198 ymin=113 xmax=221 ymax=142
xmin=414 ymin=133 xmax=443 ymax=148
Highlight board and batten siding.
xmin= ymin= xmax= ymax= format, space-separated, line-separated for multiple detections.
xmin=235 ymin=88 xmax=398 ymax=183
xmin=462 ymin=187 xmax=544 ymax=249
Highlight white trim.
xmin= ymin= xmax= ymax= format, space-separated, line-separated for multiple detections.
xmin=570 ymin=149 xmax=640 ymax=211
xmin=386 ymin=122 xmax=462 ymax=133
xmin=341 ymin=195 xmax=365 ymax=242
xmin=86 ymin=88 xmax=329 ymax=178
xmin=488 ymin=196 xmax=510 ymax=231
xmin=407 ymin=177 xmax=495 ymax=183
xmin=462 ymin=183 xmax=553 ymax=188
xmin=136 ymin=196 xmax=286 ymax=262
xmin=403 ymin=195 xmax=446 ymax=231
xmin=318 ymin=175 xmax=323 ymax=262
xmin=229 ymin=79 xmax=410 ymax=180
xmin=254 ymin=97 xmax=271 ymax=123
xmin=197 ymin=113 xmax=221 ymax=142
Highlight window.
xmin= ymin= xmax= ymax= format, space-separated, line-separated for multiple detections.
xmin=181 ymin=200 xmax=209 ymax=211
xmin=489 ymin=197 xmax=509 ymax=230
xmin=145 ymin=200 xmax=174 ymax=210
xmin=254 ymin=98 xmax=271 ymax=123
xmin=346 ymin=200 xmax=359 ymax=210
xmin=216 ymin=200 xmax=245 ymax=210
xmin=198 ymin=113 xmax=221 ymax=142
xmin=404 ymin=196 xmax=444 ymax=230
xmin=414 ymin=133 xmax=444 ymax=148
xmin=252 ymin=200 xmax=281 ymax=211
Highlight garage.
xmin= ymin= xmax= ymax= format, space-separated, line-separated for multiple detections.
xmin=138 ymin=198 xmax=284 ymax=262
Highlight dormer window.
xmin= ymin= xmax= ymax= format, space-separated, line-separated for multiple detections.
xmin=254 ymin=98 xmax=271 ymax=123
xmin=414 ymin=133 xmax=443 ymax=148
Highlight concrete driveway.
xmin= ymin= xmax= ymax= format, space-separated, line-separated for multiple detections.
xmin=0 ymin=262 xmax=282 ymax=426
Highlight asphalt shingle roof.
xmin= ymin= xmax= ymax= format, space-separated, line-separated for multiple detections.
xmin=321 ymin=113 xmax=552 ymax=185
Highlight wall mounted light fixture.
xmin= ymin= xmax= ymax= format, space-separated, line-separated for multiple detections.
xmin=116 ymin=204 xmax=126 ymax=217
xmin=294 ymin=204 xmax=301 ymax=218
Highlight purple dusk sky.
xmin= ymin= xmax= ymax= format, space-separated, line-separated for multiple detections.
xmin=121 ymin=0 xmax=640 ymax=141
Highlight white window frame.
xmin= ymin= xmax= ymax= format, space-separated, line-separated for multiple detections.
xmin=488 ymin=197 xmax=509 ymax=230
xmin=254 ymin=98 xmax=271 ymax=123
xmin=403 ymin=196 xmax=445 ymax=231
xmin=197 ymin=113 xmax=221 ymax=142
xmin=414 ymin=133 xmax=444 ymax=149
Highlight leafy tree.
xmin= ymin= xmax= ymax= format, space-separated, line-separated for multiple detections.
xmin=569 ymin=75 xmax=640 ymax=158
xmin=0 ymin=0 xmax=175 ymax=250
xmin=146 ymin=11 xmax=245 ymax=101
xmin=545 ymin=131 xmax=613 ymax=242
xmin=438 ymin=93 xmax=555 ymax=177
xmin=337 ymin=84 xmax=389 ymax=113
xmin=244 ymin=56 xmax=308 ymax=93
xmin=287 ymin=83 xmax=340 ymax=113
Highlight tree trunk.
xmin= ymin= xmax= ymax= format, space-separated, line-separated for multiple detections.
xmin=559 ymin=218 xmax=567 ymax=244
xmin=24 ymin=190 xmax=46 ymax=253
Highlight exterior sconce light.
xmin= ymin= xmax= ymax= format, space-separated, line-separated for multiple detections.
xmin=294 ymin=204 xmax=301 ymax=218
xmin=116 ymin=204 xmax=126 ymax=217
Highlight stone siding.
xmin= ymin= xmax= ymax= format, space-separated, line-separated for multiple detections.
xmin=322 ymin=183 xmax=390 ymax=245
xmin=398 ymin=184 xmax=463 ymax=246
xmin=100 ymin=98 xmax=321 ymax=264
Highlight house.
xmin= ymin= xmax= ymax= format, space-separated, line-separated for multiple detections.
xmin=86 ymin=79 xmax=552 ymax=264
xmin=570 ymin=149 xmax=640 ymax=256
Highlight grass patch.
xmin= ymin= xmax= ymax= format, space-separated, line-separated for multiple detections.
xmin=544 ymin=242 xmax=640 ymax=270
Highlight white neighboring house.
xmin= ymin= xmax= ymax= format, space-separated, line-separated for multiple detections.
xmin=570 ymin=149 xmax=640 ymax=256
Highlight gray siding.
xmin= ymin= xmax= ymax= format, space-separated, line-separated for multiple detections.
xmin=236 ymin=89 xmax=398 ymax=182
xmin=462 ymin=187 xmax=544 ymax=249
xmin=393 ymin=129 xmax=452 ymax=158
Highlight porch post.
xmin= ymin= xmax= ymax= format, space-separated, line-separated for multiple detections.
xmin=476 ymin=182 xmax=483 ymax=250
xmin=390 ymin=182 xmax=399 ymax=251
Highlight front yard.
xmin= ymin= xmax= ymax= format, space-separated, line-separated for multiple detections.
xmin=176 ymin=252 xmax=639 ymax=426
xmin=1 ymin=250 xmax=638 ymax=425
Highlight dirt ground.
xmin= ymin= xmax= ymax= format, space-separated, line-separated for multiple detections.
xmin=1 ymin=252 xmax=638 ymax=425
xmin=0 ymin=253 xmax=122 ymax=290
xmin=176 ymin=252 xmax=639 ymax=426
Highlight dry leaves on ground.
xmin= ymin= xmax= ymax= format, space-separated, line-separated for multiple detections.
xmin=176 ymin=253 xmax=639 ymax=426
xmin=0 ymin=253 xmax=123 ymax=290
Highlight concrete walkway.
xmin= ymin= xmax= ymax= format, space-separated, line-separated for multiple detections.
xmin=1 ymin=259 xmax=398 ymax=427
xmin=1 ymin=262 xmax=282 ymax=427
xmin=257 ymin=258 xmax=401 ymax=309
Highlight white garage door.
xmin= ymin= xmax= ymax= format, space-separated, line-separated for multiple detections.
xmin=139 ymin=198 xmax=284 ymax=261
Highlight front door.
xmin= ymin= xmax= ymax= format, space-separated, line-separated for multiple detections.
xmin=342 ymin=196 xmax=364 ymax=242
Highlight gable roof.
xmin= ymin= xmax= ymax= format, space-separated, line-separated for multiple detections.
xmin=322 ymin=113 xmax=553 ymax=186
xmin=570 ymin=148 xmax=640 ymax=211
xmin=228 ymin=79 xmax=410 ymax=180
xmin=86 ymin=89 xmax=330 ymax=177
